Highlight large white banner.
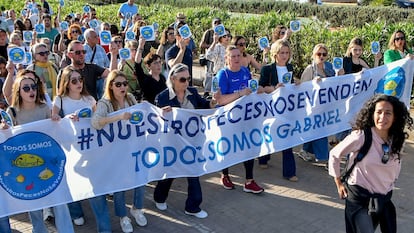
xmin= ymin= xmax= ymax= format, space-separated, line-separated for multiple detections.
xmin=0 ymin=58 xmax=413 ymax=217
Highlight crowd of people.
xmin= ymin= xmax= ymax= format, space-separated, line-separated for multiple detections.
xmin=0 ymin=0 xmax=414 ymax=232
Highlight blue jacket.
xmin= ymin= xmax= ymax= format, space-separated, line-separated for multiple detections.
xmin=155 ymin=87 xmax=211 ymax=109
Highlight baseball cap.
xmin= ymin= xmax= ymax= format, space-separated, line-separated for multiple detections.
xmin=0 ymin=28 xmax=6 ymax=33
xmin=176 ymin=12 xmax=186 ymax=20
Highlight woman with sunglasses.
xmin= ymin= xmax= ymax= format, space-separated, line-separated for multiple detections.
xmin=27 ymin=42 xmax=58 ymax=104
xmin=2 ymin=70 xmax=74 ymax=233
xmin=271 ymin=25 xmax=291 ymax=42
xmin=156 ymin=26 xmax=176 ymax=75
xmin=91 ymin=70 xmax=147 ymax=233
xmin=205 ymin=29 xmax=232 ymax=97
xmin=57 ymin=24 xmax=82 ymax=54
xmin=328 ymin=94 xmax=413 ymax=233
xmin=153 ymin=63 xmax=217 ymax=219
xmin=298 ymin=44 xmax=344 ymax=163
xmin=231 ymin=35 xmax=266 ymax=72
xmin=384 ymin=30 xmax=414 ymax=64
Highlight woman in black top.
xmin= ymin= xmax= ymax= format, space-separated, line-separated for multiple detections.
xmin=134 ymin=37 xmax=167 ymax=104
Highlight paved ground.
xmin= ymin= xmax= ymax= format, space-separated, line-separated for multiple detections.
xmin=7 ymin=65 xmax=414 ymax=233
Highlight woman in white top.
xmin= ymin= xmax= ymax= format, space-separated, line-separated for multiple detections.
xmin=52 ymin=66 xmax=96 ymax=120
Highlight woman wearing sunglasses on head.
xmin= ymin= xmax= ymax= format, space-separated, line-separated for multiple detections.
xmin=384 ymin=30 xmax=414 ymax=64
xmin=298 ymin=44 xmax=344 ymax=163
xmin=231 ymin=36 xmax=267 ymax=71
xmin=1 ymin=70 xmax=74 ymax=233
xmin=153 ymin=63 xmax=217 ymax=219
xmin=328 ymin=94 xmax=413 ymax=233
xmin=91 ymin=70 xmax=147 ymax=233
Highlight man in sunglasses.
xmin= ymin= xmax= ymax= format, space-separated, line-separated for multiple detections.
xmin=58 ymin=40 xmax=117 ymax=100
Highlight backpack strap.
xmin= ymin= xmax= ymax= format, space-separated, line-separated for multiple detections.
xmin=340 ymin=128 xmax=372 ymax=182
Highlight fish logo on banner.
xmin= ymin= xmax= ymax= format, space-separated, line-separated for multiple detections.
xmin=375 ymin=66 xmax=405 ymax=98
xmin=0 ymin=132 xmax=66 ymax=200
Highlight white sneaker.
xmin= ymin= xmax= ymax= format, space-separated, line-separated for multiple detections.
xmin=130 ymin=208 xmax=147 ymax=227
xmin=73 ymin=217 xmax=85 ymax=226
xmin=43 ymin=208 xmax=54 ymax=221
xmin=120 ymin=216 xmax=133 ymax=233
xmin=184 ymin=210 xmax=208 ymax=219
xmin=155 ymin=202 xmax=167 ymax=211
xmin=297 ymin=150 xmax=313 ymax=162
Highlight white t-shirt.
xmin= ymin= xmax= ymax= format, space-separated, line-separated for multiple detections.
xmin=276 ymin=65 xmax=289 ymax=84
xmin=53 ymin=95 xmax=96 ymax=116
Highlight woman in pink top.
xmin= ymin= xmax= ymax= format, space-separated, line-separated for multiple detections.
xmin=328 ymin=94 xmax=413 ymax=233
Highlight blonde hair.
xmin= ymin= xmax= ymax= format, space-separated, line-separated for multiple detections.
xmin=270 ymin=39 xmax=291 ymax=63
xmin=103 ymin=70 xmax=133 ymax=111
xmin=312 ymin=43 xmax=328 ymax=60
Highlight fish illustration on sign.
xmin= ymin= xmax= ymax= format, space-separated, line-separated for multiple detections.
xmin=12 ymin=154 xmax=44 ymax=168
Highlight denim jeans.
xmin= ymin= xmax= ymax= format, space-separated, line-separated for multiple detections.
xmin=154 ymin=177 xmax=202 ymax=213
xmin=68 ymin=195 xmax=111 ymax=233
xmin=114 ymin=186 xmax=145 ymax=217
xmin=29 ymin=204 xmax=74 ymax=233
xmin=303 ymin=137 xmax=329 ymax=161
xmin=282 ymin=148 xmax=296 ymax=178
xmin=0 ymin=216 xmax=11 ymax=233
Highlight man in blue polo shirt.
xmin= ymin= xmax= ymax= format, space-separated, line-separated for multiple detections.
xmin=118 ymin=0 xmax=138 ymax=31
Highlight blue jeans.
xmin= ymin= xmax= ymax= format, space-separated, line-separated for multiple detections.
xmin=114 ymin=186 xmax=145 ymax=217
xmin=154 ymin=177 xmax=202 ymax=213
xmin=0 ymin=216 xmax=11 ymax=233
xmin=303 ymin=137 xmax=329 ymax=161
xmin=29 ymin=204 xmax=74 ymax=233
xmin=282 ymin=148 xmax=296 ymax=178
xmin=68 ymin=195 xmax=111 ymax=233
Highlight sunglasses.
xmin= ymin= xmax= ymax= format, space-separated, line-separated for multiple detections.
xmin=114 ymin=81 xmax=129 ymax=87
xmin=114 ymin=40 xmax=123 ymax=44
xmin=177 ymin=76 xmax=191 ymax=83
xmin=280 ymin=31 xmax=286 ymax=35
xmin=21 ymin=84 xmax=38 ymax=93
xmin=37 ymin=51 xmax=50 ymax=56
xmin=316 ymin=52 xmax=328 ymax=57
xmin=71 ymin=30 xmax=80 ymax=34
xmin=71 ymin=50 xmax=87 ymax=55
xmin=70 ymin=77 xmax=83 ymax=84
xmin=168 ymin=32 xmax=174 ymax=36
xmin=236 ymin=42 xmax=247 ymax=47
xmin=381 ymin=143 xmax=390 ymax=164
xmin=394 ymin=37 xmax=405 ymax=41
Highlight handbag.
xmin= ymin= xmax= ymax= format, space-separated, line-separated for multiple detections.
xmin=199 ymin=54 xmax=208 ymax=66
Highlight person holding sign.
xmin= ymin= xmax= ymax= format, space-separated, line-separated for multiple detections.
xmin=165 ymin=22 xmax=193 ymax=85
xmin=206 ymin=29 xmax=232 ymax=94
xmin=231 ymin=35 xmax=265 ymax=71
xmin=134 ymin=37 xmax=167 ymax=104
xmin=384 ymin=30 xmax=414 ymax=64
xmin=332 ymin=37 xmax=382 ymax=146
xmin=271 ymin=25 xmax=291 ymax=42
xmin=258 ymin=39 xmax=298 ymax=181
xmin=343 ymin=37 xmax=381 ymax=74
xmin=118 ymin=0 xmax=139 ymax=31
xmin=328 ymin=94 xmax=413 ymax=233
xmin=215 ymin=46 xmax=265 ymax=193
xmin=299 ymin=44 xmax=343 ymax=163
xmin=92 ymin=70 xmax=147 ymax=232
xmin=153 ymin=63 xmax=216 ymax=219
xmin=2 ymin=70 xmax=74 ymax=233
